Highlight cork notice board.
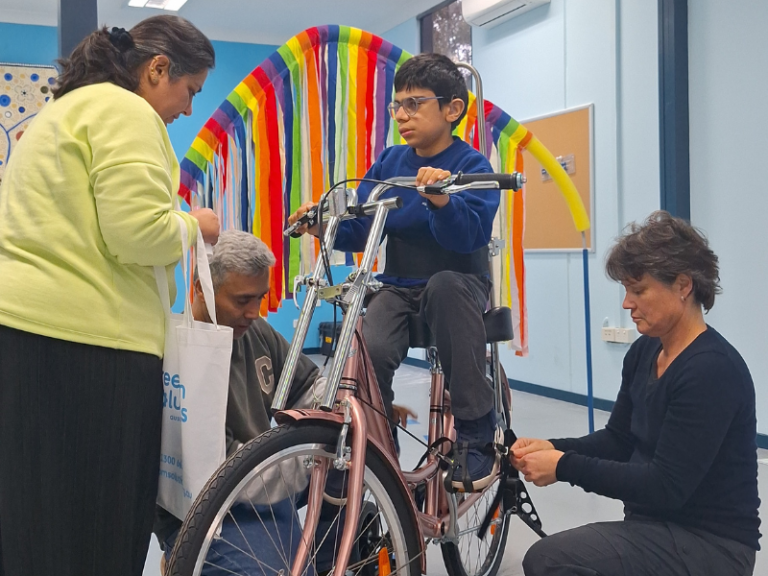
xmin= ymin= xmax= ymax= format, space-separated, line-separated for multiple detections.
xmin=521 ymin=105 xmax=593 ymax=251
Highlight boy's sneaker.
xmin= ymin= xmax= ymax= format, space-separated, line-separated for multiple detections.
xmin=451 ymin=410 xmax=501 ymax=492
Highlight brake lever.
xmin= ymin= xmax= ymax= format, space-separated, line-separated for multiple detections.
xmin=419 ymin=185 xmax=448 ymax=196
xmin=417 ymin=176 xmax=456 ymax=196
xmin=283 ymin=207 xmax=319 ymax=238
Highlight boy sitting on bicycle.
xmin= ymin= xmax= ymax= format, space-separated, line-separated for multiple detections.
xmin=289 ymin=53 xmax=501 ymax=490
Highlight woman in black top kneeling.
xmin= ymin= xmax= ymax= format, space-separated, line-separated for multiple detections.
xmin=514 ymin=211 xmax=760 ymax=576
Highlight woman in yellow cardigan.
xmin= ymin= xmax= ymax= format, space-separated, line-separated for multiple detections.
xmin=0 ymin=15 xmax=219 ymax=576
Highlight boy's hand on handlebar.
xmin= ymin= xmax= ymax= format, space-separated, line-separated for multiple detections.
xmin=288 ymin=202 xmax=320 ymax=236
xmin=416 ymin=167 xmax=451 ymax=208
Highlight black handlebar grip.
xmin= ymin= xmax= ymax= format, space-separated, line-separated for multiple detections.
xmin=454 ymin=172 xmax=525 ymax=191
xmin=287 ymin=208 xmax=318 ymax=238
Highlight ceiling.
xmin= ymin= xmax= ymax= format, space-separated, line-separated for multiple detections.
xmin=0 ymin=0 xmax=435 ymax=45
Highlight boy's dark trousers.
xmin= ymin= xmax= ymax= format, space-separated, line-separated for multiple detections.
xmin=362 ymin=270 xmax=493 ymax=422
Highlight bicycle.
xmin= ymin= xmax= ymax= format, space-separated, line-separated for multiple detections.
xmin=166 ymin=173 xmax=546 ymax=576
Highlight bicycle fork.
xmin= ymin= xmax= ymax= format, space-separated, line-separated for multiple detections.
xmin=290 ymin=397 xmax=367 ymax=576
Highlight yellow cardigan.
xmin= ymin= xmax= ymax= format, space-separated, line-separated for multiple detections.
xmin=0 ymin=82 xmax=198 ymax=358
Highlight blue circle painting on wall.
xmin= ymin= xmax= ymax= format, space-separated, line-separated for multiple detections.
xmin=1 ymin=63 xmax=58 ymax=183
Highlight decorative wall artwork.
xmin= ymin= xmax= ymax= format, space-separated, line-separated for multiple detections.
xmin=179 ymin=26 xmax=588 ymax=356
xmin=0 ymin=63 xmax=57 ymax=183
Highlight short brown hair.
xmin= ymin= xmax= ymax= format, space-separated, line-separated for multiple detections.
xmin=605 ymin=211 xmax=721 ymax=311
xmin=394 ymin=53 xmax=469 ymax=130
xmin=53 ymin=15 xmax=215 ymax=99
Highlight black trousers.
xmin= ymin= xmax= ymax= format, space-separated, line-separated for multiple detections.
xmin=0 ymin=324 xmax=163 ymax=576
xmin=363 ymin=270 xmax=493 ymax=422
xmin=523 ymin=519 xmax=756 ymax=576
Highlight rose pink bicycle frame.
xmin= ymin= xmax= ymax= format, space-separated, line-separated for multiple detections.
xmin=271 ymin=182 xmax=498 ymax=576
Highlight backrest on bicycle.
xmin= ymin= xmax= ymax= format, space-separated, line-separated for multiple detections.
xmin=407 ymin=307 xmax=514 ymax=350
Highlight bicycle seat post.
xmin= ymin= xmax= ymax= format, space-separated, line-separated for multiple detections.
xmin=487 ymin=238 xmax=507 ymax=420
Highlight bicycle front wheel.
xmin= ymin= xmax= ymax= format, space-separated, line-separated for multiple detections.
xmin=167 ymin=421 xmax=422 ymax=576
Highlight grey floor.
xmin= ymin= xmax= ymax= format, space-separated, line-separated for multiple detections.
xmin=144 ymin=358 xmax=768 ymax=575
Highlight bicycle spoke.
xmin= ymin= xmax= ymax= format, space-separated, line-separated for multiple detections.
xmin=300 ymin=471 xmax=348 ymax=576
xmin=243 ymin=476 xmax=293 ymax=569
xmin=201 ymin=559 xmax=252 ymax=576
xmin=225 ymin=509 xmax=259 ymax=562
xmin=277 ymin=466 xmax=298 ymax=571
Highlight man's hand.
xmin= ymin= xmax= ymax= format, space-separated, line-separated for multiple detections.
xmin=514 ymin=449 xmax=564 ymax=487
xmin=416 ymin=167 xmax=451 ymax=208
xmin=392 ymin=404 xmax=418 ymax=428
xmin=287 ymin=201 xmax=319 ymax=236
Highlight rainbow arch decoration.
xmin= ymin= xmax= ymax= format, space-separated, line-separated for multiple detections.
xmin=179 ymin=24 xmax=590 ymax=356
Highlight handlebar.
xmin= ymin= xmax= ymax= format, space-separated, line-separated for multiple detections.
xmin=454 ymin=171 xmax=525 ymax=189
xmin=421 ymin=171 xmax=526 ymax=195
xmin=282 ymin=197 xmax=404 ymax=238
xmin=283 ymin=172 xmax=525 ymax=237
xmin=284 ymin=207 xmax=320 ymax=238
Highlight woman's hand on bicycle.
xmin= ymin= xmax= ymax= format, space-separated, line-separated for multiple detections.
xmin=513 ymin=448 xmax=563 ymax=487
xmin=510 ymin=438 xmax=558 ymax=485
xmin=190 ymin=208 xmax=221 ymax=245
xmin=392 ymin=404 xmax=418 ymax=429
xmin=416 ymin=167 xmax=451 ymax=208
xmin=510 ymin=438 xmax=555 ymax=461
xmin=288 ymin=202 xmax=320 ymax=236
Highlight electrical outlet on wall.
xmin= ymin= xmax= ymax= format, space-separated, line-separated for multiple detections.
xmin=614 ymin=327 xmax=637 ymax=344
xmin=601 ymin=327 xmax=616 ymax=342
xmin=601 ymin=325 xmax=637 ymax=344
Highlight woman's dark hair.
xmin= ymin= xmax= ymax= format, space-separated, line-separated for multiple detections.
xmin=53 ymin=15 xmax=215 ymax=99
xmin=605 ymin=210 xmax=721 ymax=311
xmin=394 ymin=53 xmax=469 ymax=130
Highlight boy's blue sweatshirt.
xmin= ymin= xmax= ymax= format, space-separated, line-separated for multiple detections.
xmin=334 ymin=138 xmax=500 ymax=287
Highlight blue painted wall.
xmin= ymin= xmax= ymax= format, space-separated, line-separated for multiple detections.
xmin=0 ymin=23 xmax=58 ymax=66
xmin=163 ymin=40 xmax=276 ymax=169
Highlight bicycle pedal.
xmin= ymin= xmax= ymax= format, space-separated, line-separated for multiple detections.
xmin=447 ymin=426 xmax=505 ymax=493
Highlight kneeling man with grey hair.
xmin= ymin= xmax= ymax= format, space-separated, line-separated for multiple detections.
xmin=154 ymin=230 xmax=324 ymax=573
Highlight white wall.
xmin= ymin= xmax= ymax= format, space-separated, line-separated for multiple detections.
xmin=469 ymin=0 xmax=660 ymax=411
xmin=381 ymin=17 xmax=420 ymax=55
xmin=689 ymin=0 xmax=768 ymax=433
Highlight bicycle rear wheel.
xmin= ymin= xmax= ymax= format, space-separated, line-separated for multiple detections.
xmin=440 ymin=363 xmax=512 ymax=576
xmin=167 ymin=421 xmax=422 ymax=576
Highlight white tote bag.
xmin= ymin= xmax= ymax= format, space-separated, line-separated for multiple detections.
xmin=155 ymin=220 xmax=233 ymax=520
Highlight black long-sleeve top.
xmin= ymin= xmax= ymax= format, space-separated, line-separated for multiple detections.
xmin=552 ymin=327 xmax=761 ymax=550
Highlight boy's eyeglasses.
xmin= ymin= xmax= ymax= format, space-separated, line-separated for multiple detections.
xmin=387 ymin=96 xmax=445 ymax=119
